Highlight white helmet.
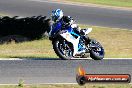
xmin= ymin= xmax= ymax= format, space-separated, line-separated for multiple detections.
xmin=51 ymin=9 xmax=63 ymax=22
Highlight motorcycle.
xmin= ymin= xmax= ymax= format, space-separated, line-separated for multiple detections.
xmin=49 ymin=21 xmax=105 ymax=60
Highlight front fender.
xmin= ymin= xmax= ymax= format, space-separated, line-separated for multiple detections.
xmin=60 ymin=30 xmax=80 ymax=56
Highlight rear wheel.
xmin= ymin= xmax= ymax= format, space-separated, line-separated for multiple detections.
xmin=52 ymin=37 xmax=74 ymax=60
xmin=89 ymin=39 xmax=105 ymax=60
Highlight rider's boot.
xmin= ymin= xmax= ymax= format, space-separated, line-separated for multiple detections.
xmin=80 ymin=29 xmax=91 ymax=45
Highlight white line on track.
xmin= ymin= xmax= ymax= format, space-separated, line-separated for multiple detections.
xmin=89 ymin=25 xmax=132 ymax=31
xmin=78 ymin=24 xmax=132 ymax=31
xmin=71 ymin=58 xmax=132 ymax=60
xmin=0 ymin=58 xmax=23 ymax=60
xmin=0 ymin=83 xmax=78 ymax=85
xmin=0 ymin=58 xmax=131 ymax=60
xmin=28 ymin=0 xmax=62 ymax=4
xmin=0 ymin=83 xmax=132 ymax=85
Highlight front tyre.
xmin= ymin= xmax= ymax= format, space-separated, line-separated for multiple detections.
xmin=52 ymin=38 xmax=73 ymax=60
xmin=89 ymin=39 xmax=105 ymax=60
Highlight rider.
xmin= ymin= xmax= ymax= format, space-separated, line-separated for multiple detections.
xmin=48 ymin=9 xmax=85 ymax=38
xmin=48 ymin=9 xmax=90 ymax=54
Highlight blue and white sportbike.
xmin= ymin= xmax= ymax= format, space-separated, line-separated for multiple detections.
xmin=49 ymin=22 xmax=105 ymax=60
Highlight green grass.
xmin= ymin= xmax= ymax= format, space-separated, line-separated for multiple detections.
xmin=0 ymin=84 xmax=132 ymax=88
xmin=0 ymin=25 xmax=131 ymax=58
xmin=65 ymin=0 xmax=132 ymax=7
xmin=0 ymin=39 xmax=58 ymax=58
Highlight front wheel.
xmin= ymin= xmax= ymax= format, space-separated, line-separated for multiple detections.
xmin=89 ymin=39 xmax=105 ymax=60
xmin=52 ymin=37 xmax=74 ymax=60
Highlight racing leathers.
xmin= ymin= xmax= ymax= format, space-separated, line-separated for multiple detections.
xmin=47 ymin=16 xmax=90 ymax=55
xmin=48 ymin=16 xmax=81 ymax=37
xmin=47 ymin=16 xmax=89 ymax=44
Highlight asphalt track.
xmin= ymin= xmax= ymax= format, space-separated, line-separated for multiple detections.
xmin=0 ymin=59 xmax=132 ymax=84
xmin=0 ymin=0 xmax=132 ymax=84
xmin=0 ymin=0 xmax=132 ymax=29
